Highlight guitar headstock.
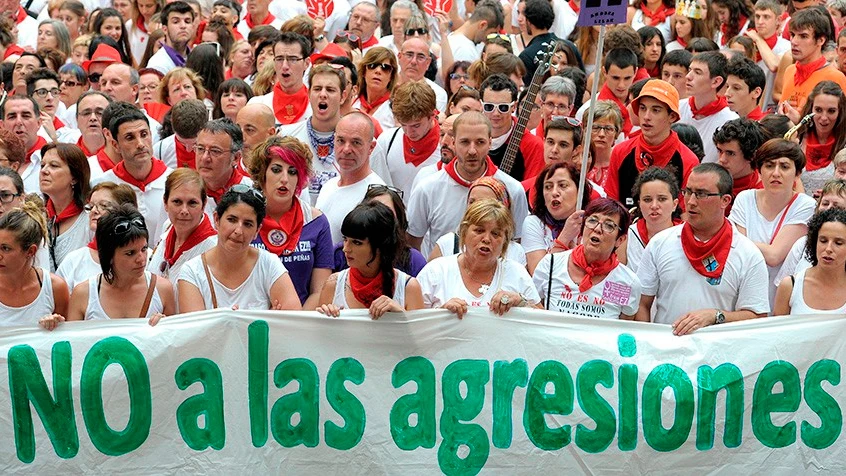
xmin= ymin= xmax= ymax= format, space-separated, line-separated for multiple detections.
xmin=533 ymin=41 xmax=561 ymax=77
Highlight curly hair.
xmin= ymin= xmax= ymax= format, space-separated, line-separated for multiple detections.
xmin=249 ymin=135 xmax=314 ymax=195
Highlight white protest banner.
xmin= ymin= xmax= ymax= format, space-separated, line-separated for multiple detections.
xmin=1 ymin=309 xmax=844 ymax=473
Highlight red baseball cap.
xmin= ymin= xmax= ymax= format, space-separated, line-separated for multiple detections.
xmin=309 ymin=43 xmax=349 ymax=64
xmin=82 ymin=44 xmax=121 ymax=74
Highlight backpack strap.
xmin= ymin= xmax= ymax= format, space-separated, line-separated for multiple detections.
xmin=201 ymin=253 xmax=218 ymax=308
xmin=139 ymin=274 xmax=158 ymax=318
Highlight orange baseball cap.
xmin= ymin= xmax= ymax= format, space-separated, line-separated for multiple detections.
xmin=82 ymin=44 xmax=122 ymax=73
xmin=631 ymin=79 xmax=681 ymax=120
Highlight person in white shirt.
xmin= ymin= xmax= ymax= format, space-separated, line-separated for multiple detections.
xmin=98 ymin=63 xmax=162 ymax=143
xmin=8 ymin=2 xmax=38 ymax=50
xmin=370 ymin=80 xmax=441 ymax=202
xmin=146 ymin=1 xmax=196 ymax=75
xmin=2 ymin=95 xmax=45 ymax=194
xmin=636 ymin=163 xmax=770 ymax=333
xmin=315 ymin=111 xmax=385 ymax=244
xmin=406 ymin=111 xmax=529 ymax=257
xmin=67 ymin=92 xmax=111 ymax=163
xmin=745 ymin=0 xmax=790 ymax=111
xmin=247 ymin=32 xmax=313 ymax=125
xmin=195 ymin=118 xmax=253 ymax=218
xmin=352 ymin=47 xmax=398 ymax=128
xmin=152 ymin=99 xmax=206 ymax=169
xmin=448 ymin=0 xmax=503 ymax=62
xmin=396 ymin=37 xmax=448 ymax=113
xmin=378 ymin=0 xmax=419 ymax=55
xmin=237 ymin=0 xmax=283 ymax=38
xmin=533 ymin=198 xmax=642 ymax=319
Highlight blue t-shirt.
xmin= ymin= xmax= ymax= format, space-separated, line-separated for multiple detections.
xmin=252 ymin=213 xmax=334 ymax=304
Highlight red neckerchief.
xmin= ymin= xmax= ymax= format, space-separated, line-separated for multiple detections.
xmin=681 ymin=219 xmax=733 ymax=279
xmin=404 ymin=118 xmax=440 ymax=166
xmin=361 ymin=35 xmax=378 ymax=48
xmin=96 ymin=149 xmax=116 ymax=172
xmin=720 ymin=16 xmax=746 ymax=45
xmin=443 ymin=156 xmax=497 ymax=187
xmin=112 ymin=158 xmax=168 ymax=192
xmin=233 ymin=28 xmax=244 ymax=40
xmin=568 ymin=0 xmax=580 ymax=13
xmin=534 ymin=117 xmax=545 ymax=138
xmin=805 ymin=132 xmax=835 ymax=171
xmin=3 ymin=44 xmax=23 ymax=60
xmin=640 ymin=3 xmax=674 ymax=26
xmin=634 ymin=67 xmax=651 ymax=82
xmin=358 ymin=93 xmax=390 ymax=114
xmin=272 ymin=83 xmax=309 ymax=124
xmin=87 ymin=238 xmax=97 ymax=250
xmin=635 ymin=217 xmax=682 ymax=247
xmin=598 ymin=83 xmax=631 ymax=136
xmin=794 ymin=55 xmax=827 ymax=87
xmin=163 ymin=214 xmax=216 ymax=266
xmin=207 ymin=167 xmax=248 ymax=202
xmin=349 ymin=267 xmax=385 ymax=307
xmin=633 ymin=130 xmax=682 ymax=172
xmin=732 ymin=170 xmax=761 ymax=197
xmin=136 ymin=15 xmax=148 ymax=33
xmin=689 ymin=95 xmax=728 ymax=118
xmin=143 ymin=102 xmax=170 ymax=123
xmin=259 ymin=197 xmax=304 ymax=256
xmin=14 ymin=6 xmax=27 ymax=24
xmin=46 ymin=199 xmax=82 ymax=225
xmin=244 ymin=12 xmax=275 ymax=29
xmin=747 ymin=107 xmax=765 ymax=121
xmin=647 ymin=65 xmax=660 ymax=78
xmin=52 ymin=116 xmax=64 ymax=130
xmin=76 ymin=135 xmax=102 ymax=157
xmin=174 ymin=137 xmax=196 ymax=168
xmin=571 ymin=244 xmax=619 ymax=293
xmin=27 ymin=136 xmax=47 ymax=161
xmin=752 ymin=32 xmax=778 ymax=62
xmin=676 ymin=36 xmax=688 ymax=48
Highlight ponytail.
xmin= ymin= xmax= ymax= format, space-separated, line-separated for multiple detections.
xmin=0 ymin=199 xmax=47 ymax=252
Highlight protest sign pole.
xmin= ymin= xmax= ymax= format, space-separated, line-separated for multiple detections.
xmin=575 ymin=24 xmax=606 ymax=212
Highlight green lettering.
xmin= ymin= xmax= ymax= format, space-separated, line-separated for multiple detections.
xmin=325 ymin=358 xmax=366 ymax=450
xmin=270 ymin=358 xmax=319 ymax=447
xmin=8 ymin=342 xmax=78 ymax=463
xmin=390 ymin=356 xmax=436 ymax=450
xmin=248 ymin=320 xmax=268 ymax=448
xmin=524 ymin=360 xmax=574 ymax=450
xmin=642 ymin=364 xmax=694 ymax=452
xmin=80 ymin=337 xmax=151 ymax=456
xmin=617 ymin=334 xmax=638 ymax=451
xmin=696 ymin=364 xmax=744 ymax=450
xmin=491 ymin=359 xmax=528 ymax=449
xmin=752 ymin=361 xmax=801 ymax=448
xmin=175 ymin=358 xmax=225 ymax=451
xmin=575 ymin=360 xmax=616 ymax=453
xmin=438 ymin=359 xmax=490 ymax=476
xmin=801 ymin=359 xmax=841 ymax=449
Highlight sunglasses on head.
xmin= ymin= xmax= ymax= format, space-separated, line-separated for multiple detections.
xmin=114 ymin=217 xmax=146 ymax=234
xmin=336 ymin=30 xmax=360 ymax=42
xmin=231 ymin=184 xmax=266 ymax=203
xmin=405 ymin=27 xmax=428 ymax=36
xmin=367 ymin=183 xmax=404 ymax=198
xmin=486 ymin=33 xmax=510 ymax=42
xmin=550 ymin=116 xmax=581 ymax=127
xmin=481 ymin=101 xmax=514 ymax=113
xmin=366 ymin=62 xmax=393 ymax=72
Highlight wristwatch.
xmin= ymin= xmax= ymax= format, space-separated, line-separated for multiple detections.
xmin=715 ymin=309 xmax=726 ymax=325
xmin=315 ymin=34 xmax=326 ymax=42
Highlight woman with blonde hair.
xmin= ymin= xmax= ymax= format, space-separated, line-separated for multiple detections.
xmin=250 ymin=60 xmax=276 ymax=96
xmin=226 ymin=39 xmax=254 ymax=81
xmin=354 ymin=46 xmax=398 ymax=128
xmin=159 ymin=67 xmax=207 ymax=107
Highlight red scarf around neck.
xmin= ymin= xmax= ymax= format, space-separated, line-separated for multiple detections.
xmin=206 ymin=167 xmax=248 ymax=202
xmin=676 ymin=36 xmax=688 ymax=48
xmin=805 ymin=132 xmax=835 ymax=171
xmin=27 ymin=136 xmax=47 ymax=160
xmin=732 ymin=170 xmax=761 ymax=197
xmin=175 ymin=137 xmax=196 ymax=169
xmin=95 ymin=149 xmax=116 ymax=173
xmin=14 ymin=6 xmax=26 ymax=24
xmin=633 ymin=130 xmax=681 ymax=172
xmin=571 ymin=244 xmax=619 ymax=293
xmin=136 ymin=15 xmax=148 ymax=33
xmin=361 ymin=35 xmax=378 ymax=49
xmin=349 ymin=267 xmax=385 ymax=307
xmin=259 ymin=197 xmax=305 ymax=256
xmin=76 ymin=135 xmax=102 ymax=157
xmin=46 ymin=199 xmax=82 ymax=225
xmin=87 ymin=238 xmax=97 ymax=250
xmin=747 ymin=107 xmax=765 ymax=121
xmin=404 ymin=119 xmax=440 ymax=166
xmin=635 ymin=217 xmax=682 ymax=247
xmin=443 ymin=156 xmax=497 ymax=187
xmin=680 ymin=219 xmax=733 ymax=279
xmin=244 ymin=11 xmax=275 ymax=29
xmin=164 ymin=214 xmax=216 ymax=266
xmin=640 ymin=3 xmax=674 ymax=26
xmin=689 ymin=95 xmax=728 ymax=118
xmin=568 ymin=0 xmax=580 ymax=13
xmin=794 ymin=55 xmax=827 ymax=87
xmin=143 ymin=102 xmax=170 ymax=123
xmin=358 ymin=92 xmax=390 ymax=114
xmin=52 ymin=116 xmax=64 ymax=130
xmin=752 ymin=32 xmax=778 ymax=62
xmin=598 ymin=84 xmax=631 ymax=136
xmin=272 ymin=83 xmax=309 ymax=125
xmin=112 ymin=158 xmax=168 ymax=192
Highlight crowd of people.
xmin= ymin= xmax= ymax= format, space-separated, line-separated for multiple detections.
xmin=1 ymin=0 xmax=845 ymax=333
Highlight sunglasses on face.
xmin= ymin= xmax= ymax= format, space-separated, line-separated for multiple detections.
xmin=405 ymin=27 xmax=428 ymax=36
xmin=366 ymin=62 xmax=393 ymax=72
xmin=481 ymin=101 xmax=514 ymax=113
xmin=450 ymin=73 xmax=469 ymax=80
xmin=88 ymin=73 xmax=102 ymax=84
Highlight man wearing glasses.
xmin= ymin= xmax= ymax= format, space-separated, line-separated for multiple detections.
xmin=636 ymin=163 xmax=769 ymax=334
xmin=448 ymin=0 xmax=504 ymax=62
xmin=194 ymin=119 xmax=253 ymax=218
xmin=248 ymin=32 xmax=312 ymax=125
xmin=397 ymin=37 xmax=447 ymax=113
xmin=605 ymin=79 xmax=699 ymax=207
xmin=25 ymin=68 xmax=70 ymax=144
xmin=347 ymin=1 xmax=381 ymax=50
xmin=479 ymin=73 xmax=543 ymax=181
xmin=99 ymin=63 xmax=162 ymax=144
xmin=70 ymin=92 xmax=112 ymax=177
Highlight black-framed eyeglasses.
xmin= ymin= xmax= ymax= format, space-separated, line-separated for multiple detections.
xmin=84 ymin=201 xmax=115 ymax=213
xmin=114 ymin=217 xmax=146 ymax=234
xmin=367 ymin=183 xmax=404 ymax=198
xmin=591 ymin=124 xmax=617 ymax=134
xmin=542 ymin=101 xmax=571 ymax=113
xmin=231 ymin=183 xmax=266 ymax=203
xmin=366 ymin=62 xmax=393 ymax=72
xmin=481 ymin=101 xmax=514 ymax=113
xmin=405 ymin=27 xmax=428 ymax=36
xmin=584 ymin=216 xmax=620 ymax=234
xmin=450 ymin=73 xmax=469 ymax=81
xmin=681 ymin=188 xmax=723 ymax=199
xmin=34 ymin=87 xmax=60 ymax=98
xmin=88 ymin=73 xmax=102 ymax=84
xmin=0 ymin=191 xmax=21 ymax=204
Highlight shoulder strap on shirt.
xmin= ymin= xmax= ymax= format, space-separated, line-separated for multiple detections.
xmin=139 ymin=274 xmax=158 ymax=318
xmin=453 ymin=233 xmax=459 ymax=254
xmin=546 ymin=252 xmax=554 ymax=311
xmin=201 ymin=252 xmax=218 ymax=308
xmin=387 ymin=127 xmax=401 ymax=156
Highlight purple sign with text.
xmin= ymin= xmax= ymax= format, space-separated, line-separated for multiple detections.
xmin=576 ymin=0 xmax=627 ymax=26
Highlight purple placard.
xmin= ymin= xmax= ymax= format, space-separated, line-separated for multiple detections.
xmin=576 ymin=0 xmax=627 ymax=26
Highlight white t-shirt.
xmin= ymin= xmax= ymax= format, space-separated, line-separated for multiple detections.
xmin=630 ymin=10 xmax=672 ymax=43
xmin=637 ymin=224 xmax=770 ymax=324
xmin=84 ymin=272 xmax=163 ymax=320
xmin=277 ymin=120 xmax=338 ymax=204
xmin=0 ymin=267 xmax=54 ymax=327
xmin=315 ymin=172 xmax=386 ymax=244
xmin=532 ymin=249 xmax=642 ymax=318
xmin=788 ymin=267 xmax=846 ymax=315
xmin=153 ymin=135 xmax=179 ymax=169
xmin=56 ymin=245 xmax=100 ymax=293
xmin=677 ymin=100 xmax=739 ymax=163
xmin=247 ymin=90 xmax=313 ymax=125
xmin=774 ymin=235 xmax=812 ymax=286
xmin=369 ymin=126 xmax=441 ymax=203
xmin=147 ymin=229 xmax=217 ymax=283
xmin=20 ymin=148 xmax=42 ymax=196
xmin=91 ymin=165 xmax=173 ymax=245
xmin=728 ymin=190 xmax=815 ymax=305
xmin=407 ymin=168 xmax=529 ymax=257
xmin=146 ymin=47 xmax=179 ymax=75
xmin=236 ymin=13 xmax=285 ymax=39
xmin=448 ymin=32 xmax=480 ymax=62
xmin=625 ymin=222 xmax=649 ymax=274
xmin=49 ymin=211 xmax=92 ymax=272
xmin=417 ymin=255 xmax=540 ymax=308
xmin=666 ymin=40 xmax=684 ymax=52
xmin=126 ymin=19 xmax=149 ymax=66
xmin=425 ymin=78 xmax=448 ymax=114
xmin=550 ymin=0 xmax=578 ymax=41
xmin=179 ymin=249 xmax=287 ymax=310
xmin=759 ymin=37 xmax=790 ymax=110
xmin=352 ymin=97 xmax=395 ymax=129
xmin=16 ymin=14 xmax=37 ymax=50
xmin=521 ymin=214 xmax=555 ymax=253
xmin=434 ymin=231 xmax=527 ymax=265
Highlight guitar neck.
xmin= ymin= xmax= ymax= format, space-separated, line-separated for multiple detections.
xmin=499 ymin=73 xmax=544 ymax=175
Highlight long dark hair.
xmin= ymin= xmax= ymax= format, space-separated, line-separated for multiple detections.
xmin=341 ymin=202 xmax=398 ymax=298
xmin=362 ymin=185 xmax=411 ymax=271
xmin=186 ymin=43 xmax=226 ymax=101
xmin=92 ymin=9 xmax=134 ymax=66
xmin=799 ymin=80 xmax=846 ymax=163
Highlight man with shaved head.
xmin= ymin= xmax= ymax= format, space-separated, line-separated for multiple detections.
xmin=235 ymin=103 xmax=277 ymax=173
xmin=398 ymin=38 xmax=448 ymax=113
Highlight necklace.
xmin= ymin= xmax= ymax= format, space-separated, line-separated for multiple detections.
xmin=460 ymin=256 xmax=495 ymax=295
xmin=306 ymin=120 xmax=335 ymax=167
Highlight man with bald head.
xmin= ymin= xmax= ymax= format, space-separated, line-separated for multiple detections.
xmin=100 ymin=63 xmax=161 ymax=143
xmin=315 ymin=111 xmax=386 ymax=243
xmin=398 ymin=38 xmax=447 ymax=112
xmin=235 ymin=103 xmax=277 ymax=173
xmin=406 ymin=111 xmax=528 ymax=256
